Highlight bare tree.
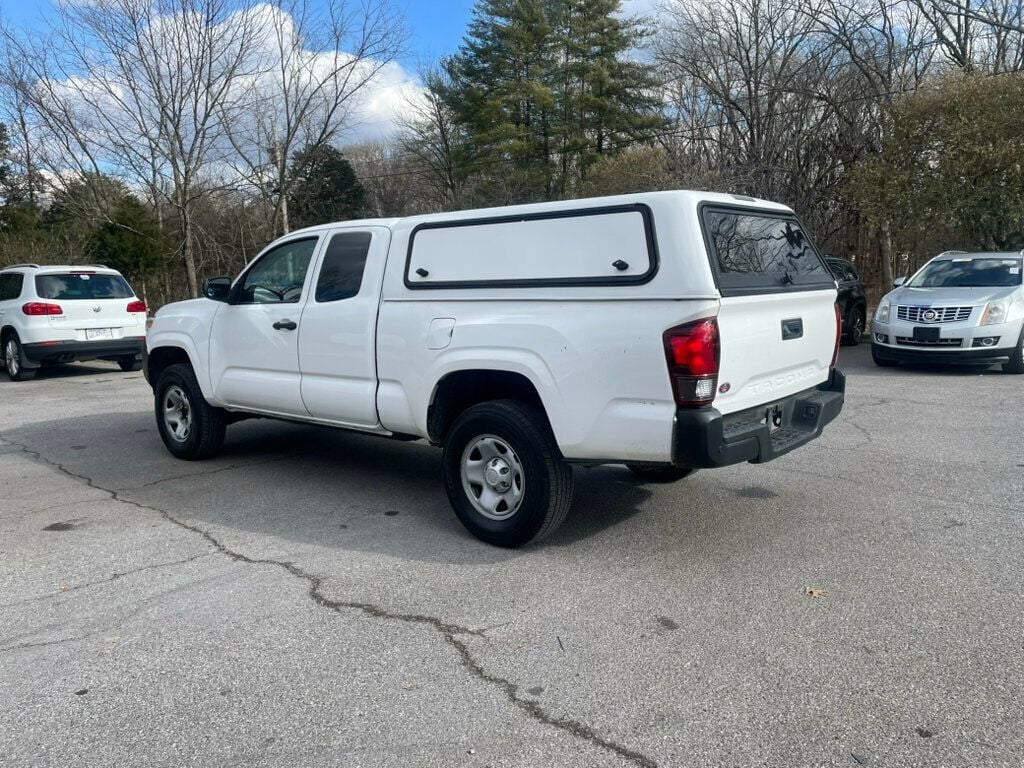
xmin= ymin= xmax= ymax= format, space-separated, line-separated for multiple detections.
xmin=397 ymin=64 xmax=464 ymax=211
xmin=2 ymin=0 xmax=263 ymax=296
xmin=224 ymin=0 xmax=405 ymax=236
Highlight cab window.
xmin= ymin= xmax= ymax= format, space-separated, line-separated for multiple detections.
xmin=236 ymin=238 xmax=317 ymax=304
xmin=315 ymin=232 xmax=372 ymax=303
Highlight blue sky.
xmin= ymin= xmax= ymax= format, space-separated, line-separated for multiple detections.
xmin=0 ymin=0 xmax=652 ymax=140
xmin=1 ymin=0 xmax=478 ymax=62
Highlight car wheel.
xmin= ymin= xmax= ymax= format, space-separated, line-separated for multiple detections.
xmin=842 ymin=306 xmax=865 ymax=346
xmin=871 ymin=345 xmax=899 ymax=368
xmin=1002 ymin=330 xmax=1024 ymax=374
xmin=443 ymin=399 xmax=574 ymax=547
xmin=4 ymin=335 xmax=37 ymax=381
xmin=626 ymin=465 xmax=695 ymax=483
xmin=118 ymin=356 xmax=143 ymax=372
xmin=154 ymin=363 xmax=227 ymax=460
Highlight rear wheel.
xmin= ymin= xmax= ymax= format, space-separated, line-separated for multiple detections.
xmin=1002 ymin=330 xmax=1024 ymax=374
xmin=443 ymin=399 xmax=573 ymax=547
xmin=627 ymin=465 xmax=695 ymax=483
xmin=4 ymin=335 xmax=36 ymax=381
xmin=154 ymin=363 xmax=226 ymax=460
xmin=871 ymin=346 xmax=899 ymax=368
xmin=842 ymin=306 xmax=865 ymax=346
xmin=118 ymin=356 xmax=143 ymax=372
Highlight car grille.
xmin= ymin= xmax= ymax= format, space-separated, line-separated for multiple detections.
xmin=896 ymin=305 xmax=972 ymax=323
xmin=895 ymin=337 xmax=964 ymax=348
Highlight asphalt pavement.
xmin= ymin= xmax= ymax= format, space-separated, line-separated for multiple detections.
xmin=1 ymin=344 xmax=1021 ymax=767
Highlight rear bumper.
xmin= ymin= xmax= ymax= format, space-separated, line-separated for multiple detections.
xmin=871 ymin=342 xmax=1012 ymax=366
xmin=23 ymin=338 xmax=145 ymax=365
xmin=672 ymin=369 xmax=845 ymax=468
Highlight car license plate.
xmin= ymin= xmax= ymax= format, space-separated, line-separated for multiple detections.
xmin=912 ymin=326 xmax=940 ymax=342
xmin=85 ymin=328 xmax=113 ymax=341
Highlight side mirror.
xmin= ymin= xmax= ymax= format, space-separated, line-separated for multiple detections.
xmin=893 ymin=277 xmax=906 ymax=288
xmin=203 ymin=276 xmax=231 ymax=302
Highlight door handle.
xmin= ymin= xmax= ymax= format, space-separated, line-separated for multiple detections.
xmin=272 ymin=319 xmax=297 ymax=331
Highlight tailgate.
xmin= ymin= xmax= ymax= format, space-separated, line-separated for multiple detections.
xmin=35 ymin=271 xmax=145 ymax=336
xmin=699 ymin=205 xmax=838 ymax=415
xmin=715 ymin=289 xmax=836 ymax=414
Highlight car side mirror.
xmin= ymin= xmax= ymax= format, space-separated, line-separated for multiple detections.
xmin=893 ymin=277 xmax=906 ymax=288
xmin=203 ymin=276 xmax=231 ymax=302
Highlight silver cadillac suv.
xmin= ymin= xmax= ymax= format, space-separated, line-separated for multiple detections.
xmin=871 ymin=251 xmax=1024 ymax=373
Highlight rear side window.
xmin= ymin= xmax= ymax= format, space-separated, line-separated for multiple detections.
xmin=36 ymin=273 xmax=134 ymax=300
xmin=702 ymin=208 xmax=833 ymax=294
xmin=316 ymin=232 xmax=371 ymax=302
xmin=0 ymin=273 xmax=24 ymax=300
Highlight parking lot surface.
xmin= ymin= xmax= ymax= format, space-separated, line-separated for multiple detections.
xmin=1 ymin=345 xmax=1022 ymax=767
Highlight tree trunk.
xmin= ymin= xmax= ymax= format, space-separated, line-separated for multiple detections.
xmin=879 ymin=219 xmax=894 ymax=287
xmin=181 ymin=212 xmax=199 ymax=298
xmin=280 ymin=190 xmax=290 ymax=235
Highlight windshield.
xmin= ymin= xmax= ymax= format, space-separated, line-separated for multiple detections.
xmin=907 ymin=258 xmax=1022 ymax=288
xmin=35 ymin=273 xmax=134 ymax=300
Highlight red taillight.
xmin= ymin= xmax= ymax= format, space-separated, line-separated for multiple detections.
xmin=663 ymin=318 xmax=720 ymax=407
xmin=831 ymin=303 xmax=842 ymax=367
xmin=127 ymin=300 xmax=147 ymax=314
xmin=22 ymin=302 xmax=63 ymax=316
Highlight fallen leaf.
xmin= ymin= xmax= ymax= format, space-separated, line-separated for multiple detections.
xmin=803 ymin=587 xmax=826 ymax=598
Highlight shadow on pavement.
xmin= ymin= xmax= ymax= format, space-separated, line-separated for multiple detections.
xmin=3 ymin=409 xmax=665 ymax=566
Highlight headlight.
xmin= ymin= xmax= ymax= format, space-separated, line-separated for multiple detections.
xmin=874 ymin=301 xmax=890 ymax=323
xmin=980 ymin=298 xmax=1010 ymax=326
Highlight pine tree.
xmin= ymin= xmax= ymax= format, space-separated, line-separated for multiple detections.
xmin=287 ymin=145 xmax=366 ymax=228
xmin=438 ymin=0 xmax=666 ymax=203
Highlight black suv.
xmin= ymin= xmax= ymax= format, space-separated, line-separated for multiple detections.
xmin=826 ymin=256 xmax=867 ymax=346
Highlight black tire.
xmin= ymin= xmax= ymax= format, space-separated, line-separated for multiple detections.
xmin=871 ymin=346 xmax=899 ymax=368
xmin=154 ymin=363 xmax=226 ymax=460
xmin=443 ymin=399 xmax=573 ymax=548
xmin=118 ymin=356 xmax=143 ymax=372
xmin=626 ymin=465 xmax=695 ymax=483
xmin=842 ymin=306 xmax=865 ymax=346
xmin=1002 ymin=330 xmax=1024 ymax=374
xmin=3 ymin=333 xmax=37 ymax=381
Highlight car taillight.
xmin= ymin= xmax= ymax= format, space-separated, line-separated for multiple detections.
xmin=22 ymin=302 xmax=63 ymax=316
xmin=663 ymin=318 xmax=720 ymax=407
xmin=831 ymin=303 xmax=842 ymax=367
xmin=127 ymin=300 xmax=147 ymax=314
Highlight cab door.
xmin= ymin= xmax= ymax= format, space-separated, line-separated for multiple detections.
xmin=298 ymin=227 xmax=389 ymax=428
xmin=209 ymin=236 xmax=320 ymax=415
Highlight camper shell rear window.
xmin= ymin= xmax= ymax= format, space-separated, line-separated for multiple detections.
xmin=405 ymin=204 xmax=658 ymax=289
xmin=700 ymin=205 xmax=834 ymax=295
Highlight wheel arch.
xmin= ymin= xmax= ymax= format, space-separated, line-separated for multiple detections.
xmin=147 ymin=345 xmax=197 ymax=391
xmin=427 ymin=368 xmax=550 ymax=445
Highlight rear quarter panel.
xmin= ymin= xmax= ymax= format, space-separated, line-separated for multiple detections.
xmin=376 ymin=297 xmax=719 ymax=461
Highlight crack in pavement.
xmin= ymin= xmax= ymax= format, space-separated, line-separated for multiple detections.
xmin=2 ymin=436 xmax=659 ymax=768
xmin=0 ymin=553 xmax=211 ymax=609
xmin=113 ymin=454 xmax=303 ymax=491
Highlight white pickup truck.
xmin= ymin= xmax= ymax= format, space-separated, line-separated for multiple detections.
xmin=145 ymin=191 xmax=845 ymax=546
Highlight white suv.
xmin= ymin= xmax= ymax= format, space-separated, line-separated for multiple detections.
xmin=0 ymin=264 xmax=147 ymax=381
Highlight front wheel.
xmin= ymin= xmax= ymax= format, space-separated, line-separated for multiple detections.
xmin=4 ymin=335 xmax=36 ymax=381
xmin=443 ymin=399 xmax=574 ymax=547
xmin=627 ymin=465 xmax=695 ymax=483
xmin=1003 ymin=330 xmax=1024 ymax=374
xmin=154 ymin=363 xmax=226 ymax=460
